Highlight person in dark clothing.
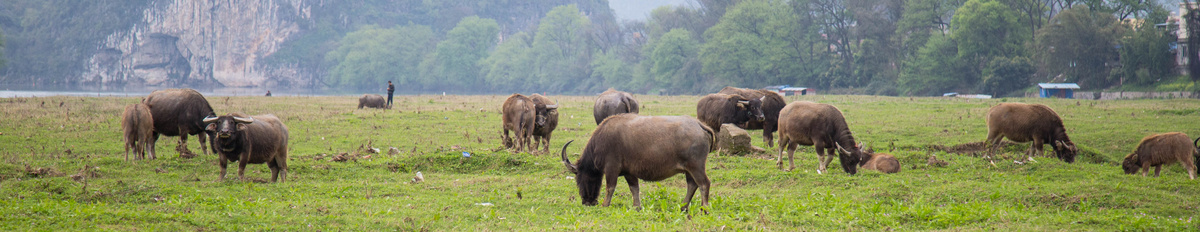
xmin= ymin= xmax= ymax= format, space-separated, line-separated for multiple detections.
xmin=386 ymin=81 xmax=395 ymax=107
xmin=265 ymin=90 xmax=272 ymax=97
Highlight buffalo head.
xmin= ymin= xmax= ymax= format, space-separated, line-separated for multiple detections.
xmin=560 ymin=140 xmax=601 ymax=206
xmin=737 ymin=96 xmax=766 ymax=122
xmin=1053 ymin=140 xmax=1078 ymax=163
xmin=1121 ymin=153 xmax=1141 ymax=174
xmin=203 ymin=115 xmax=255 ymax=139
xmin=835 ymin=142 xmax=865 ymax=175
xmin=536 ymin=103 xmax=558 ymax=126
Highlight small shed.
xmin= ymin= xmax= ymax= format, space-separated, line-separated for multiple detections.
xmin=1038 ymin=83 xmax=1080 ymax=99
xmin=780 ymin=87 xmax=809 ymax=96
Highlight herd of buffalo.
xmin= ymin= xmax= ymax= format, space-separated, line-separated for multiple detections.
xmin=119 ymin=87 xmax=1199 ymax=211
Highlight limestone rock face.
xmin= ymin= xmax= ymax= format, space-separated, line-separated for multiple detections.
xmin=82 ymin=0 xmax=310 ymax=88
xmin=718 ymin=124 xmax=764 ymax=155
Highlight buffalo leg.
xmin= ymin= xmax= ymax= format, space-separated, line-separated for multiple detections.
xmin=681 ymin=166 xmax=711 ymax=212
xmin=268 ymin=158 xmax=281 ymax=183
xmin=278 ymin=156 xmax=289 ymax=182
xmin=1183 ymin=159 xmax=1197 ymax=180
xmin=502 ymin=129 xmax=513 ymax=149
xmin=776 ymin=136 xmax=793 ymax=171
xmin=125 ymin=139 xmax=132 ymax=161
xmin=763 ymin=123 xmax=775 ymax=148
xmin=150 ymin=133 xmax=160 ymax=160
xmin=198 ymin=131 xmax=208 ymax=156
xmin=218 ymin=156 xmax=229 ymax=181
xmin=1153 ymin=165 xmax=1162 ymax=177
xmin=625 ymin=177 xmax=640 ymax=208
xmin=1141 ymin=163 xmax=1152 ymax=177
xmin=1026 ymin=141 xmax=1042 ymax=163
xmin=984 ymin=132 xmax=1003 ymax=165
xmin=601 ymin=168 xmax=620 ymax=207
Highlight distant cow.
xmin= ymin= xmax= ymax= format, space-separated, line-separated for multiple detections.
xmin=1122 ymin=132 xmax=1197 ymax=180
xmin=696 ymin=93 xmax=765 ymax=134
xmin=530 ymin=94 xmax=559 ymax=153
xmin=717 ymin=87 xmax=786 ymax=147
xmin=985 ymin=103 xmax=1078 ymax=164
xmin=501 ymin=94 xmax=536 ymax=153
xmin=593 ymin=88 xmax=639 ymax=124
xmin=122 ymin=103 xmax=155 ymax=161
xmin=204 ymin=113 xmax=290 ymax=182
xmin=143 ymin=88 xmax=214 ymax=157
xmin=860 ymin=147 xmax=900 ymax=174
xmin=560 ymin=114 xmax=716 ymax=211
xmin=776 ymin=101 xmax=865 ymax=174
xmin=358 ymin=94 xmax=387 ymax=109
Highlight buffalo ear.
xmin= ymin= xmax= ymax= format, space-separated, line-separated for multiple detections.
xmin=236 ymin=123 xmax=247 ymax=131
xmin=205 ymin=123 xmax=216 ymax=132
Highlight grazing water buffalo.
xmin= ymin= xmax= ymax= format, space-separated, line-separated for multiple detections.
xmin=717 ymin=87 xmax=786 ymax=147
xmin=358 ymin=94 xmax=387 ymax=109
xmin=776 ymin=101 xmax=865 ymax=174
xmin=560 ymin=114 xmax=716 ymax=211
xmin=502 ymin=94 xmax=536 ymax=153
xmin=143 ymin=88 xmax=214 ymax=157
xmin=530 ymin=94 xmax=559 ymax=153
xmin=985 ymin=103 xmax=1078 ymax=164
xmin=592 ymin=88 xmax=639 ymax=124
xmin=1122 ymin=132 xmax=1197 ymax=180
xmin=860 ymin=147 xmax=900 ymax=174
xmin=204 ymin=113 xmax=290 ymax=182
xmin=122 ymin=103 xmax=155 ymax=161
xmin=696 ymin=93 xmax=765 ymax=134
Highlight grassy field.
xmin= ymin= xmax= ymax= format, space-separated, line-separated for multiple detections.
xmin=1 ymin=94 xmax=1198 ymax=230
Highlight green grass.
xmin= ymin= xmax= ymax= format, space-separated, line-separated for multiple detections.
xmin=1 ymin=95 xmax=1198 ymax=230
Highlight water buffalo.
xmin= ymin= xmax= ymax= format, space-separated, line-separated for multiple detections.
xmin=861 ymin=147 xmax=900 ymax=174
xmin=501 ymin=94 xmax=536 ymax=153
xmin=1122 ymin=132 xmax=1197 ymax=180
xmin=530 ymin=94 xmax=559 ymax=153
xmin=203 ymin=113 xmax=290 ymax=182
xmin=717 ymin=87 xmax=786 ymax=147
xmin=985 ymin=103 xmax=1078 ymax=164
xmin=358 ymin=94 xmax=388 ymax=109
xmin=776 ymin=101 xmax=865 ymax=174
xmin=143 ymin=88 xmax=214 ymax=157
xmin=696 ymin=93 xmax=765 ymax=134
xmin=560 ymin=114 xmax=716 ymax=211
xmin=593 ymin=88 xmax=639 ymax=124
xmin=122 ymin=103 xmax=155 ymax=161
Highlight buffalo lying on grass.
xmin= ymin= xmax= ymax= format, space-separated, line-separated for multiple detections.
xmin=696 ymin=93 xmax=765 ymax=134
xmin=985 ymin=103 xmax=1078 ymax=164
xmin=358 ymin=94 xmax=388 ymax=109
xmin=122 ymin=103 xmax=155 ymax=161
xmin=143 ymin=88 xmax=214 ymax=157
xmin=204 ymin=113 xmax=290 ymax=182
xmin=860 ymin=147 xmax=900 ymax=174
xmin=530 ymin=94 xmax=559 ymax=154
xmin=1122 ymin=132 xmax=1197 ymax=180
xmin=501 ymin=94 xmax=536 ymax=153
xmin=592 ymin=88 xmax=639 ymax=125
xmin=776 ymin=101 xmax=865 ymax=174
xmin=560 ymin=114 xmax=716 ymax=211
xmin=717 ymin=86 xmax=786 ymax=147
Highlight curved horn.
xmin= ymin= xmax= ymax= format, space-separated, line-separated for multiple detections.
xmin=560 ymin=140 xmax=578 ymax=174
xmin=545 ymin=104 xmax=558 ymax=109
xmin=233 ymin=116 xmax=255 ymax=124
xmin=835 ymin=142 xmax=850 ymax=154
xmin=737 ymin=100 xmax=750 ymax=104
xmin=759 ymin=96 xmax=766 ymax=101
xmin=202 ymin=116 xmax=219 ymax=123
xmin=1193 ymin=136 xmax=1199 ymax=148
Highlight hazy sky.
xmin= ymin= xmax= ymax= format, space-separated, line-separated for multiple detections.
xmin=609 ymin=0 xmax=690 ymax=21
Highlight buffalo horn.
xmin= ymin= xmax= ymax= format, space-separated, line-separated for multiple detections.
xmin=202 ymin=116 xmax=219 ymax=123
xmin=1194 ymin=136 xmax=1199 ymax=148
xmin=835 ymin=142 xmax=850 ymax=154
xmin=560 ymin=140 xmax=577 ymax=174
xmin=233 ymin=116 xmax=255 ymax=124
xmin=759 ymin=96 xmax=766 ymax=101
xmin=546 ymin=104 xmax=558 ymax=109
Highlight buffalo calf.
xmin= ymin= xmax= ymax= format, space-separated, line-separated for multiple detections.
xmin=359 ymin=94 xmax=388 ymax=109
xmin=561 ymin=114 xmax=716 ymax=211
xmin=122 ymin=103 xmax=155 ymax=161
xmin=1122 ymin=132 xmax=1197 ymax=180
xmin=861 ymin=147 xmax=900 ymax=174
xmin=204 ymin=114 xmax=290 ymax=182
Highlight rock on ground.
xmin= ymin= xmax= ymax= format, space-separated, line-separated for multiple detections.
xmin=718 ymin=124 xmax=765 ymax=155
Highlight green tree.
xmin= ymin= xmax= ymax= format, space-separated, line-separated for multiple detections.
xmin=325 ymin=25 xmax=435 ymax=90
xmin=530 ymin=4 xmax=593 ymax=92
xmin=702 ymin=0 xmax=814 ymax=90
xmin=480 ymin=32 xmax=534 ymax=92
xmin=1031 ymin=5 xmax=1125 ymax=88
xmin=980 ymin=56 xmax=1035 ymax=96
xmin=419 ymin=16 xmax=500 ymax=90
xmin=590 ymin=50 xmax=635 ymax=91
xmin=950 ymin=0 xmax=1029 ymax=64
xmin=898 ymin=33 xmax=966 ymax=96
xmin=1117 ymin=4 xmax=1174 ymax=86
xmin=649 ymin=29 xmax=702 ymax=92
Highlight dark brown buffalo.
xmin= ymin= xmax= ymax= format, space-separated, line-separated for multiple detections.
xmin=696 ymin=93 xmax=765 ymax=134
xmin=560 ymin=114 xmax=716 ymax=211
xmin=860 ymin=147 xmax=900 ymax=174
xmin=358 ymin=94 xmax=387 ymax=109
xmin=717 ymin=86 xmax=786 ymax=147
xmin=530 ymin=94 xmax=559 ymax=153
xmin=143 ymin=88 xmax=214 ymax=157
xmin=776 ymin=101 xmax=865 ymax=174
xmin=501 ymin=94 xmax=536 ymax=153
xmin=593 ymin=88 xmax=639 ymax=124
xmin=204 ymin=113 xmax=290 ymax=182
xmin=985 ymin=103 xmax=1078 ymax=164
xmin=122 ymin=103 xmax=155 ymax=161
xmin=1122 ymin=132 xmax=1197 ymax=179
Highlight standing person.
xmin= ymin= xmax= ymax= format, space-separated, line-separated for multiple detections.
xmin=386 ymin=81 xmax=396 ymax=108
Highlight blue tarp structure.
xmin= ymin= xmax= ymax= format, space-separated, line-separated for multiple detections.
xmin=1038 ymin=83 xmax=1080 ymax=98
